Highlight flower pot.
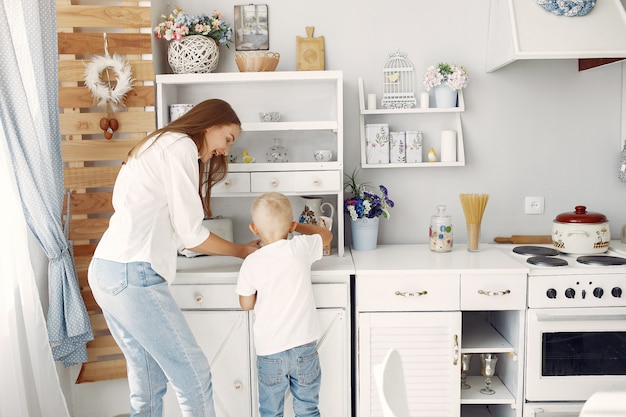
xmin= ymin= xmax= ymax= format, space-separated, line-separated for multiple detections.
xmin=351 ymin=217 xmax=380 ymax=251
xmin=168 ymin=35 xmax=219 ymax=74
xmin=434 ymin=83 xmax=458 ymax=108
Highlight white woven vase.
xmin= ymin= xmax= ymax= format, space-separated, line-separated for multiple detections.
xmin=168 ymin=35 xmax=219 ymax=74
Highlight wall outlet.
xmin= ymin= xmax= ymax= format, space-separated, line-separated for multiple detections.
xmin=525 ymin=196 xmax=544 ymax=214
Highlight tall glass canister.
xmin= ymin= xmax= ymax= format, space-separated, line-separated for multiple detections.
xmin=429 ymin=205 xmax=453 ymax=252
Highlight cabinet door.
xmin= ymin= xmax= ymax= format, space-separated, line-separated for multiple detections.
xmin=254 ymin=308 xmax=349 ymax=417
xmin=163 ymin=311 xmax=251 ymax=417
xmin=358 ymin=312 xmax=461 ymax=417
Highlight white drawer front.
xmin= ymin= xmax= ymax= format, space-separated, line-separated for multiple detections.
xmin=357 ymin=274 xmax=460 ymax=312
xmin=313 ymin=283 xmax=348 ymax=308
xmin=293 ymin=171 xmax=340 ymax=192
xmin=460 ymin=273 xmax=526 ymax=310
xmin=170 ymin=284 xmax=239 ymax=309
xmin=251 ymin=172 xmax=294 ymax=192
xmin=213 ymin=173 xmax=250 ymax=194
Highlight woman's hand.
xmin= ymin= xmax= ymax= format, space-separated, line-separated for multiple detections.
xmin=239 ymin=239 xmax=261 ymax=259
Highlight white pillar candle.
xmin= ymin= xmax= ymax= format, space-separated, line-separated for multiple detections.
xmin=367 ymin=93 xmax=377 ymax=110
xmin=420 ymin=92 xmax=430 ymax=109
xmin=441 ymin=130 xmax=457 ymax=162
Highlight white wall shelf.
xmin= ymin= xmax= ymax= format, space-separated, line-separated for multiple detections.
xmin=357 ymin=77 xmax=466 ymax=168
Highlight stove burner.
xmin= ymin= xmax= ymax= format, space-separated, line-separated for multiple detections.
xmin=513 ymin=245 xmax=560 ymax=257
xmin=527 ymin=256 xmax=569 ymax=267
xmin=576 ymin=255 xmax=626 ymax=266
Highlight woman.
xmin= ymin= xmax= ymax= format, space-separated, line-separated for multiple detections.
xmin=88 ymin=99 xmax=259 ymax=417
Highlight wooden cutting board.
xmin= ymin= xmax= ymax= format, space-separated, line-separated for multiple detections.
xmin=296 ymin=26 xmax=324 ymax=71
xmin=493 ymin=235 xmax=552 ymax=244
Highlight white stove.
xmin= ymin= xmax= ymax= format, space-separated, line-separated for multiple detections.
xmin=496 ymin=241 xmax=626 ymax=308
xmin=496 ymin=241 xmax=626 ymax=407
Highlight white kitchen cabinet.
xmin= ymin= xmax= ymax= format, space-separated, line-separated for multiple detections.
xmin=166 ymin=254 xmax=353 ymax=417
xmin=352 ymin=245 xmax=527 ymax=417
xmin=357 ymin=77 xmax=465 ymax=168
xmin=156 ymin=71 xmax=345 ymax=255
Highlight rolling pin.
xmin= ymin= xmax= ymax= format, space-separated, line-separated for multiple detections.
xmin=493 ymin=235 xmax=552 ymax=244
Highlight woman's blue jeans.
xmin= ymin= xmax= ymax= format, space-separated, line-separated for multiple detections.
xmin=256 ymin=341 xmax=321 ymax=417
xmin=88 ymin=258 xmax=216 ymax=417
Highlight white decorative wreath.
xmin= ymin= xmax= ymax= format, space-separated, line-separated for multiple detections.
xmin=84 ymin=54 xmax=133 ymax=110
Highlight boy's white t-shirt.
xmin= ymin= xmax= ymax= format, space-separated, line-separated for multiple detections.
xmin=236 ymin=234 xmax=322 ymax=356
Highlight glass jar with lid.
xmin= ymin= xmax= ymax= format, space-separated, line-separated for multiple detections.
xmin=429 ymin=205 xmax=453 ymax=252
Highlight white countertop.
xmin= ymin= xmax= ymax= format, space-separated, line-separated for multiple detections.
xmin=173 ymin=247 xmax=355 ymax=285
xmin=350 ymin=244 xmax=529 ymax=276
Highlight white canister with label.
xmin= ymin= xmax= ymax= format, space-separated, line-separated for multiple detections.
xmin=389 ymin=131 xmax=406 ymax=163
xmin=405 ymin=131 xmax=423 ymax=163
xmin=169 ymin=104 xmax=194 ymax=122
xmin=365 ymin=124 xmax=390 ymax=164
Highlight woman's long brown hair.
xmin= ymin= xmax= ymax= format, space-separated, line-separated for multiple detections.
xmin=125 ymin=98 xmax=241 ymax=218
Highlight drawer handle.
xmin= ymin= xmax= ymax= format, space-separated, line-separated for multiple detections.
xmin=477 ymin=289 xmax=511 ymax=297
xmin=312 ymin=178 xmax=321 ymax=186
xmin=270 ymin=179 xmax=278 ymax=187
xmin=234 ymin=381 xmax=243 ymax=391
xmin=195 ymin=294 xmax=204 ymax=303
xmin=223 ymin=179 xmax=232 ymax=187
xmin=394 ymin=290 xmax=427 ymax=297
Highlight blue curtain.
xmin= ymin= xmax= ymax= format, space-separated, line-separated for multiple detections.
xmin=0 ymin=0 xmax=93 ymax=366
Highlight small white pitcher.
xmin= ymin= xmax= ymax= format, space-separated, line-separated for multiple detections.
xmin=298 ymin=196 xmax=335 ymax=230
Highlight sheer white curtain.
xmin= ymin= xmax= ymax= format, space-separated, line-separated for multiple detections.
xmin=0 ymin=146 xmax=70 ymax=417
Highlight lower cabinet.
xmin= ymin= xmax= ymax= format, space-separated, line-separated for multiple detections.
xmin=164 ymin=282 xmax=350 ymax=417
xmin=358 ymin=311 xmax=462 ymax=417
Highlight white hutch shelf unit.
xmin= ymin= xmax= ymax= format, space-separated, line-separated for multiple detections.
xmin=156 ymin=71 xmax=345 ymax=256
xmin=357 ymin=77 xmax=466 ymax=168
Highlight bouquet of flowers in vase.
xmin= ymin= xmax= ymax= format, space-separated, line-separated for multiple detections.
xmin=423 ymin=63 xmax=469 ymax=91
xmin=154 ymin=7 xmax=233 ymax=47
xmin=344 ymin=169 xmax=394 ymax=220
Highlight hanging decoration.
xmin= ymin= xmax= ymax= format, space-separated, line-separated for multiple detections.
xmin=83 ymin=33 xmax=133 ymax=139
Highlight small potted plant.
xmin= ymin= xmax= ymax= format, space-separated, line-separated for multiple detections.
xmin=344 ymin=169 xmax=394 ymax=251
xmin=154 ymin=7 xmax=233 ymax=74
xmin=423 ymin=63 xmax=469 ymax=108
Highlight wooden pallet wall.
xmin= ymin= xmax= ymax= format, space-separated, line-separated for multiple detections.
xmin=57 ymin=0 xmax=155 ymax=383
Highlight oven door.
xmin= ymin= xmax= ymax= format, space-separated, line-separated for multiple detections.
xmin=526 ymin=307 xmax=626 ymax=401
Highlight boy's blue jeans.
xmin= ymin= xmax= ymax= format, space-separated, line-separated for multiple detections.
xmin=88 ymin=258 xmax=216 ymax=417
xmin=256 ymin=341 xmax=321 ymax=417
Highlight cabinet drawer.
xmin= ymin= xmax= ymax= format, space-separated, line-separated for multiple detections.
xmin=213 ymin=173 xmax=250 ymax=194
xmin=357 ymin=274 xmax=460 ymax=312
xmin=170 ymin=284 xmax=239 ymax=309
xmin=250 ymin=172 xmax=294 ymax=192
xmin=294 ymin=171 xmax=340 ymax=192
xmin=460 ymin=273 xmax=526 ymax=310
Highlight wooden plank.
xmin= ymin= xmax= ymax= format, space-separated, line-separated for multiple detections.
xmin=89 ymin=313 xmax=110 ymax=333
xmin=81 ymin=288 xmax=100 ymax=312
xmin=63 ymin=191 xmax=114 ymax=215
xmin=56 ymin=6 xmax=150 ymax=28
xmin=68 ymin=217 xmax=111 ymax=241
xmin=59 ymin=85 xmax=154 ymax=109
xmin=64 ymin=166 xmax=121 ymax=189
xmin=72 ymin=244 xmax=98 ymax=257
xmin=57 ymin=32 xmax=152 ymax=56
xmin=87 ymin=334 xmax=121 ymax=349
xmin=76 ymin=359 xmax=128 ymax=383
xmin=59 ymin=111 xmax=155 ymax=135
xmin=59 ymin=60 xmax=155 ymax=82
xmin=61 ymin=139 xmax=139 ymax=162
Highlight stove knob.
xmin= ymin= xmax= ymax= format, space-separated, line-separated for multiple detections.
xmin=546 ymin=288 xmax=557 ymax=299
xmin=593 ymin=287 xmax=604 ymax=298
xmin=612 ymin=287 xmax=623 ymax=298
xmin=565 ymin=288 xmax=576 ymax=299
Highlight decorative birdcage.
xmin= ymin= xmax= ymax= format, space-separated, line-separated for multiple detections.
xmin=381 ymin=50 xmax=417 ymax=109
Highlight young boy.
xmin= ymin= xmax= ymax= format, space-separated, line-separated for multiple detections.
xmin=236 ymin=192 xmax=333 ymax=417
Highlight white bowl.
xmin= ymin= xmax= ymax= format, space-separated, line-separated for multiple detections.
xmin=314 ymin=149 xmax=332 ymax=162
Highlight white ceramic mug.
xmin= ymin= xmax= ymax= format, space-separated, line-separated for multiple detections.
xmin=314 ymin=149 xmax=332 ymax=162
xmin=170 ymin=104 xmax=194 ymax=122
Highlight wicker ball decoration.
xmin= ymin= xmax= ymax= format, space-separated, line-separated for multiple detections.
xmin=168 ymin=35 xmax=220 ymax=74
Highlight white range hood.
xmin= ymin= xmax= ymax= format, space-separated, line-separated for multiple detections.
xmin=486 ymin=0 xmax=626 ymax=72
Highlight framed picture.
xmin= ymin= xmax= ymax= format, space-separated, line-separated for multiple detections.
xmin=234 ymin=4 xmax=269 ymax=51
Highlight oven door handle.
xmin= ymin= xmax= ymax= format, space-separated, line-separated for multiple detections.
xmin=536 ymin=313 xmax=626 ymax=321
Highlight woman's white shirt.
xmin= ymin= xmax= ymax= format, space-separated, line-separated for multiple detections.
xmin=94 ymin=132 xmax=210 ymax=282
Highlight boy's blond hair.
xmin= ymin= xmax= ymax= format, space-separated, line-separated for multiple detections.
xmin=252 ymin=192 xmax=293 ymax=235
